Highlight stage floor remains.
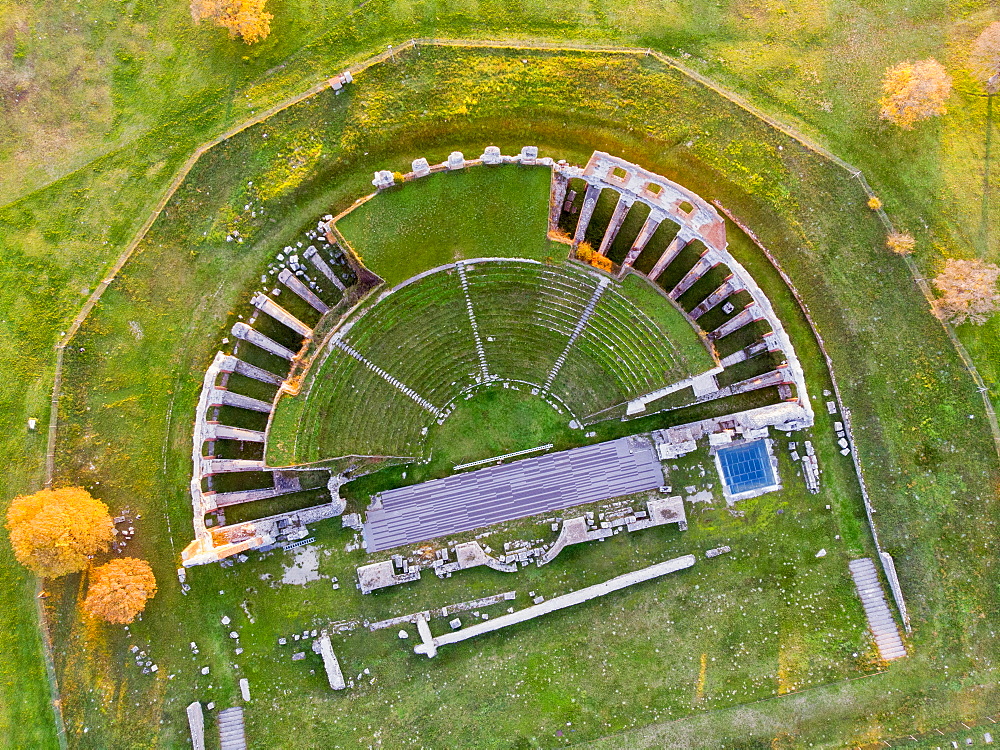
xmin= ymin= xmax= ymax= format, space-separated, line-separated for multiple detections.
xmin=363 ymin=436 xmax=664 ymax=552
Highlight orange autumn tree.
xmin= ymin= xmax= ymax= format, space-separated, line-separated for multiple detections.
xmin=886 ymin=231 xmax=916 ymax=256
xmin=83 ymin=558 xmax=158 ymax=625
xmin=6 ymin=487 xmax=114 ymax=578
xmin=879 ymin=59 xmax=952 ymax=129
xmin=576 ymin=242 xmax=614 ymax=273
xmin=190 ymin=0 xmax=272 ymax=44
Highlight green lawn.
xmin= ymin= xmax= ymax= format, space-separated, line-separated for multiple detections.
xmin=617 ymin=273 xmax=716 ymax=375
xmin=0 ymin=11 xmax=997 ymax=746
xmin=340 ymin=386 xmax=581 ymax=503
xmin=336 ymin=166 xmax=555 ymax=286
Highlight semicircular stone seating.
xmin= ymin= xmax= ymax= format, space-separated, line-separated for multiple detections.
xmin=182 ymin=147 xmax=815 ymax=568
xmin=554 ymin=151 xmax=811 ymax=422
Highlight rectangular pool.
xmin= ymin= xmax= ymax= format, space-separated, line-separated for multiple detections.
xmin=716 ymin=439 xmax=776 ymax=495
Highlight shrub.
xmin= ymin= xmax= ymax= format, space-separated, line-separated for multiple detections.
xmin=879 ymin=59 xmax=952 ymax=129
xmin=932 ymin=258 xmax=1000 ymax=325
xmin=886 ymin=231 xmax=915 ymax=255
xmin=84 ymin=558 xmax=158 ymax=625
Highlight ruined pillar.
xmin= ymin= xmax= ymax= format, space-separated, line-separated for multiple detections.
xmin=203 ymin=423 xmax=267 ymax=443
xmin=620 ymin=215 xmax=662 ymax=273
xmin=278 ymin=269 xmax=329 ymax=314
xmin=669 ymin=255 xmax=715 ymax=299
xmin=218 ymin=355 xmax=284 ymax=386
xmin=548 ymin=171 xmax=569 ymax=233
xmin=304 ymin=246 xmax=346 ymax=291
xmin=251 ymin=293 xmax=312 ymax=337
xmin=596 ymin=195 xmax=634 ymax=256
xmin=689 ymin=276 xmax=738 ymax=319
xmin=231 ymin=321 xmax=298 ymax=361
xmin=708 ymin=304 xmax=762 ymax=340
xmin=208 ymin=386 xmax=274 ymax=413
xmin=201 ymin=458 xmax=267 ymax=474
xmin=572 ymin=183 xmax=602 ymax=247
xmin=647 ymin=229 xmax=692 ymax=281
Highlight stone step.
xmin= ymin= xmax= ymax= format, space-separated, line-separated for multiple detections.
xmin=848 ymin=557 xmax=906 ymax=661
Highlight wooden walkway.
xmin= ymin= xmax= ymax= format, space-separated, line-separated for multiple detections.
xmin=848 ymin=558 xmax=906 ymax=661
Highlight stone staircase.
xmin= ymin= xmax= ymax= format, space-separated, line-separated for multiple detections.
xmin=334 ymin=340 xmax=439 ymax=414
xmin=848 ymin=558 xmax=907 ymax=661
xmin=456 ymin=262 xmax=491 ymax=380
xmin=543 ymin=277 xmax=609 ymax=390
xmin=217 ymin=707 xmax=247 ymax=750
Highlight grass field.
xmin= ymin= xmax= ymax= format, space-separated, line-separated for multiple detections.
xmin=336 ymin=166 xmax=555 ymax=286
xmin=0 ymin=6 xmax=997 ymax=744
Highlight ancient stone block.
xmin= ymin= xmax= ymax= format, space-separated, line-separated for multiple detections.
xmin=480 ymin=146 xmax=502 ymax=165
xmin=372 ymin=170 xmax=395 ymax=189
xmin=411 ymin=157 xmax=431 ymax=177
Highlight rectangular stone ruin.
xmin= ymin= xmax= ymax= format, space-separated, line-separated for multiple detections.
xmin=480 ymin=146 xmax=502 ymax=165
xmin=372 ymin=170 xmax=395 ymax=189
xmin=642 ymin=495 xmax=688 ymax=531
xmin=231 ymin=321 xmax=297 ymax=361
xmin=357 ymin=559 xmax=421 ymax=594
xmin=278 ymin=268 xmax=329 ymax=314
xmin=250 ymin=292 xmax=312 ymax=337
xmin=411 ymin=157 xmax=431 ymax=177
xmin=186 ymin=702 xmax=206 ymax=750
xmin=302 ymin=246 xmax=347 ymax=291
xmin=314 ymin=633 xmax=346 ymax=690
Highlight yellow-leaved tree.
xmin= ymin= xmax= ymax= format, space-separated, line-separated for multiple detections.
xmin=886 ymin=231 xmax=916 ymax=256
xmin=932 ymin=258 xmax=1000 ymax=326
xmin=190 ymin=0 xmax=272 ymax=44
xmin=6 ymin=487 xmax=114 ymax=578
xmin=879 ymin=59 xmax=952 ymax=129
xmin=83 ymin=558 xmax=158 ymax=625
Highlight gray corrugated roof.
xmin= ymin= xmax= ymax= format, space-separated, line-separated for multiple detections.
xmin=363 ymin=436 xmax=663 ymax=552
